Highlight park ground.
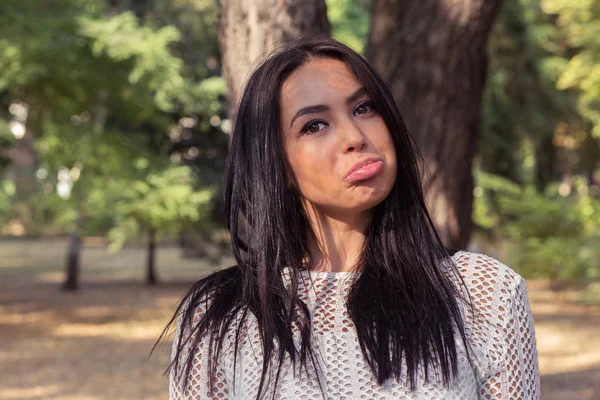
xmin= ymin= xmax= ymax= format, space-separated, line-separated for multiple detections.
xmin=0 ymin=239 xmax=599 ymax=400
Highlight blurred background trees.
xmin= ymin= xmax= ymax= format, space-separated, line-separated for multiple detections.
xmin=474 ymin=0 xmax=600 ymax=288
xmin=0 ymin=0 xmax=228 ymax=289
xmin=366 ymin=0 xmax=504 ymax=249
xmin=0 ymin=0 xmax=599 ymax=294
xmin=218 ymin=0 xmax=330 ymax=121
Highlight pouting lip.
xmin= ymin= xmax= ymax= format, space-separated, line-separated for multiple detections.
xmin=344 ymin=157 xmax=383 ymax=179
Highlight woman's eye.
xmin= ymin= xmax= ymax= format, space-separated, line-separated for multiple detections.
xmin=301 ymin=121 xmax=327 ymax=134
xmin=354 ymin=102 xmax=375 ymax=116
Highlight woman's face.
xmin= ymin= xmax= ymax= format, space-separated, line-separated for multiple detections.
xmin=280 ymin=58 xmax=397 ymax=217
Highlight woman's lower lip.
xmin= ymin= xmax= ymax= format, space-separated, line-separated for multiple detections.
xmin=344 ymin=160 xmax=384 ymax=182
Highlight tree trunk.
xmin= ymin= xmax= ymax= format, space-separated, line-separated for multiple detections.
xmin=146 ymin=228 xmax=157 ymax=285
xmin=534 ymin=135 xmax=559 ymax=192
xmin=63 ymin=210 xmax=85 ymax=291
xmin=366 ymin=0 xmax=503 ymax=249
xmin=218 ymin=0 xmax=330 ymax=124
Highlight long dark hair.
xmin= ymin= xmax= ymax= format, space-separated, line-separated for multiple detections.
xmin=159 ymin=36 xmax=472 ymax=399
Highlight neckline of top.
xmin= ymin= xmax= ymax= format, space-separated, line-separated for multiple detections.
xmin=299 ymin=250 xmax=468 ymax=277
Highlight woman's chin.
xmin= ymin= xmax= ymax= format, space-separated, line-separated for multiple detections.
xmin=345 ymin=187 xmax=392 ymax=212
xmin=348 ymin=179 xmax=394 ymax=205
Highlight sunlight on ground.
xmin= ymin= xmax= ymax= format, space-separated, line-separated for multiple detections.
xmin=53 ymin=321 xmax=166 ymax=341
xmin=529 ymin=287 xmax=600 ymax=379
xmin=536 ymin=325 xmax=600 ymax=374
xmin=0 ymin=385 xmax=61 ymax=400
xmin=70 ymin=306 xmax=114 ymax=318
xmin=0 ymin=311 xmax=56 ymax=325
xmin=37 ymin=272 xmax=64 ymax=283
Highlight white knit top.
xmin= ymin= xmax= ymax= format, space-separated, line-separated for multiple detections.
xmin=169 ymin=251 xmax=540 ymax=399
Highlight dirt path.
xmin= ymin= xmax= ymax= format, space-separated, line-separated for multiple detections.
xmin=0 ymin=280 xmax=184 ymax=400
xmin=0 ymin=241 xmax=598 ymax=399
xmin=0 ymin=241 xmax=217 ymax=400
xmin=529 ymin=283 xmax=600 ymax=400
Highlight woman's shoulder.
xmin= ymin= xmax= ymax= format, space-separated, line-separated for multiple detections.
xmin=449 ymin=251 xmax=539 ymax=390
xmin=450 ymin=250 xmax=525 ymax=294
xmin=447 ymin=250 xmax=530 ymax=324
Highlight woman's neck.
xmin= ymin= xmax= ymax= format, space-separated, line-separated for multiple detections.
xmin=304 ymin=204 xmax=369 ymax=273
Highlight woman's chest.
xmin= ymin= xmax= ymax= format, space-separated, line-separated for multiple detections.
xmin=228 ymin=302 xmax=481 ymax=400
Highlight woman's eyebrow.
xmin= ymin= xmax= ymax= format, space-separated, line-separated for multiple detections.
xmin=345 ymin=86 xmax=368 ymax=105
xmin=290 ymin=105 xmax=329 ymax=128
xmin=289 ymin=87 xmax=368 ymax=128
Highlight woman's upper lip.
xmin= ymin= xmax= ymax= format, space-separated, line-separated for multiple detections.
xmin=344 ymin=157 xmax=383 ymax=179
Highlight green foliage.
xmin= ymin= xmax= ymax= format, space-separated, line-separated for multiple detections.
xmin=107 ymin=166 xmax=214 ymax=251
xmin=482 ymin=0 xmax=579 ymax=184
xmin=147 ymin=0 xmax=220 ymax=78
xmin=478 ymin=0 xmax=600 ymax=289
xmin=0 ymin=180 xmax=15 ymax=225
xmin=542 ymin=0 xmax=600 ymax=137
xmin=327 ymin=0 xmax=371 ymax=54
xmin=0 ymin=0 xmax=226 ymax=243
xmin=0 ymin=120 xmax=16 ymax=172
xmin=79 ymin=11 xmax=185 ymax=112
xmin=474 ymin=172 xmax=600 ymax=286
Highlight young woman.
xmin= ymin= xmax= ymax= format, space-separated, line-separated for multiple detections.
xmin=164 ymin=37 xmax=540 ymax=399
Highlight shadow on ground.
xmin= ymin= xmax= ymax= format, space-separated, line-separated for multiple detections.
xmin=541 ymin=367 xmax=600 ymax=400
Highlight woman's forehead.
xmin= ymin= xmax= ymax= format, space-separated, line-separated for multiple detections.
xmin=279 ymin=59 xmax=363 ymax=117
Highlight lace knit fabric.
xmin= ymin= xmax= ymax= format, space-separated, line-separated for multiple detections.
xmin=169 ymin=251 xmax=540 ymax=399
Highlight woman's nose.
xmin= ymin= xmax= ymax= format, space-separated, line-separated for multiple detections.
xmin=341 ymin=120 xmax=367 ymax=153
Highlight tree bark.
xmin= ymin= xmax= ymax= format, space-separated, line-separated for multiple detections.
xmin=218 ymin=0 xmax=330 ymax=124
xmin=63 ymin=210 xmax=85 ymax=291
xmin=146 ymin=228 xmax=158 ymax=285
xmin=534 ymin=135 xmax=559 ymax=192
xmin=366 ymin=0 xmax=503 ymax=249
